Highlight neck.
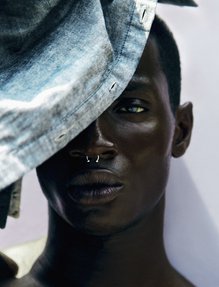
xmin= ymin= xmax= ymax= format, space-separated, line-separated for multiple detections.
xmin=32 ymin=197 xmax=174 ymax=286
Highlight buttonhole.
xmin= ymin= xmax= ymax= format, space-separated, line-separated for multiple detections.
xmin=141 ymin=9 xmax=147 ymax=23
xmin=55 ymin=133 xmax=66 ymax=142
xmin=109 ymin=82 xmax=117 ymax=92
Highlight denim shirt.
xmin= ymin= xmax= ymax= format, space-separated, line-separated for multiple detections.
xmin=0 ymin=0 xmax=157 ymax=227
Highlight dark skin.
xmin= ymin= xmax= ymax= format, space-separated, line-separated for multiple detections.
xmin=1 ymin=36 xmax=193 ymax=286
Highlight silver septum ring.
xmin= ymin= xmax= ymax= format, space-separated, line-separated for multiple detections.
xmin=86 ymin=155 xmax=100 ymax=163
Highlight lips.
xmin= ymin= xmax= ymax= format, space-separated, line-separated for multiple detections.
xmin=66 ymin=170 xmax=124 ymax=205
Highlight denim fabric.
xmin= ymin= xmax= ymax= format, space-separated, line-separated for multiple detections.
xmin=0 ymin=181 xmax=22 ymax=228
xmin=0 ymin=0 xmax=157 ymax=226
xmin=0 ymin=185 xmax=13 ymax=228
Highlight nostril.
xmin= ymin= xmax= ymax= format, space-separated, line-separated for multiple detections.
xmin=101 ymin=150 xmax=117 ymax=159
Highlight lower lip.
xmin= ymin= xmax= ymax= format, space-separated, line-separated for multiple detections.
xmin=67 ymin=184 xmax=123 ymax=206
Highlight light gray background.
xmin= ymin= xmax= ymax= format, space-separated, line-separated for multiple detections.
xmin=1 ymin=1 xmax=219 ymax=286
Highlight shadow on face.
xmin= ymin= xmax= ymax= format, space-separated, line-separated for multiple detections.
xmin=36 ymin=37 xmax=193 ymax=236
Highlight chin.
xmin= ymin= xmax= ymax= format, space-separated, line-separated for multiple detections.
xmin=65 ymin=215 xmax=127 ymax=236
xmin=62 ymin=207 xmax=151 ymax=237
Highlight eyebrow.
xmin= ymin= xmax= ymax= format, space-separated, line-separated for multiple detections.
xmin=126 ymin=76 xmax=151 ymax=91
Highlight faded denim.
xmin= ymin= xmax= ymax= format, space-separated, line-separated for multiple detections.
xmin=0 ymin=0 xmax=157 ymax=226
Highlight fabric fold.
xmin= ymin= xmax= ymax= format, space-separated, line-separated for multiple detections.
xmin=0 ymin=0 xmax=157 ymax=227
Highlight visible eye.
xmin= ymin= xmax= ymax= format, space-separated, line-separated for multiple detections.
xmin=114 ymin=97 xmax=150 ymax=115
xmin=118 ymin=105 xmax=146 ymax=114
xmin=111 ymin=98 xmax=151 ymax=123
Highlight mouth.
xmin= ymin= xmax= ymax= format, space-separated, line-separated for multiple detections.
xmin=66 ymin=170 xmax=124 ymax=206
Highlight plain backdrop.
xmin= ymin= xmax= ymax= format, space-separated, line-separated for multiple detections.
xmin=1 ymin=1 xmax=219 ymax=286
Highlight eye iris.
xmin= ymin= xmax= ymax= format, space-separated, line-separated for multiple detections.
xmin=121 ymin=106 xmax=144 ymax=113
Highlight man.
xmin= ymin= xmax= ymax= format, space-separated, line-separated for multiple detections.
xmin=1 ymin=15 xmax=194 ymax=286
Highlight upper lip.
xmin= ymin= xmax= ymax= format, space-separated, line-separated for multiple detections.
xmin=66 ymin=170 xmax=123 ymax=188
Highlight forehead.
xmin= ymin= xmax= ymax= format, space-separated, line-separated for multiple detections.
xmin=123 ymin=37 xmax=170 ymax=102
xmin=134 ymin=36 xmax=163 ymax=80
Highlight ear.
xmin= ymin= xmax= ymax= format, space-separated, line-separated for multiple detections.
xmin=172 ymin=102 xmax=193 ymax=158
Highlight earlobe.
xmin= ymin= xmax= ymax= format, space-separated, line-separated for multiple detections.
xmin=172 ymin=102 xmax=193 ymax=158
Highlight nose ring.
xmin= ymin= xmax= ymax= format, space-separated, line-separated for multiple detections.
xmin=86 ymin=155 xmax=90 ymax=163
xmin=86 ymin=155 xmax=100 ymax=163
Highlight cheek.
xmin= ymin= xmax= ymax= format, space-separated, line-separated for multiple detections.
xmin=114 ymin=117 xmax=174 ymax=162
xmin=112 ymin=119 xmax=173 ymax=209
xmin=36 ymin=160 xmax=68 ymax=207
xmin=37 ymin=169 xmax=72 ymax=223
xmin=37 ymin=150 xmax=71 ymax=187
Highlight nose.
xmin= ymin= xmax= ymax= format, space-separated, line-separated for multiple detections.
xmin=69 ymin=116 xmax=118 ymax=161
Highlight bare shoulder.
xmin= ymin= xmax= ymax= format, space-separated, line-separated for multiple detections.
xmin=0 ymin=278 xmax=18 ymax=287
xmin=0 ymin=275 xmax=42 ymax=287
xmin=0 ymin=252 xmax=18 ymax=286
xmin=0 ymin=251 xmax=18 ymax=278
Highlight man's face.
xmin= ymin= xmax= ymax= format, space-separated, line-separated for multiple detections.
xmin=36 ymin=38 xmax=177 ymax=235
